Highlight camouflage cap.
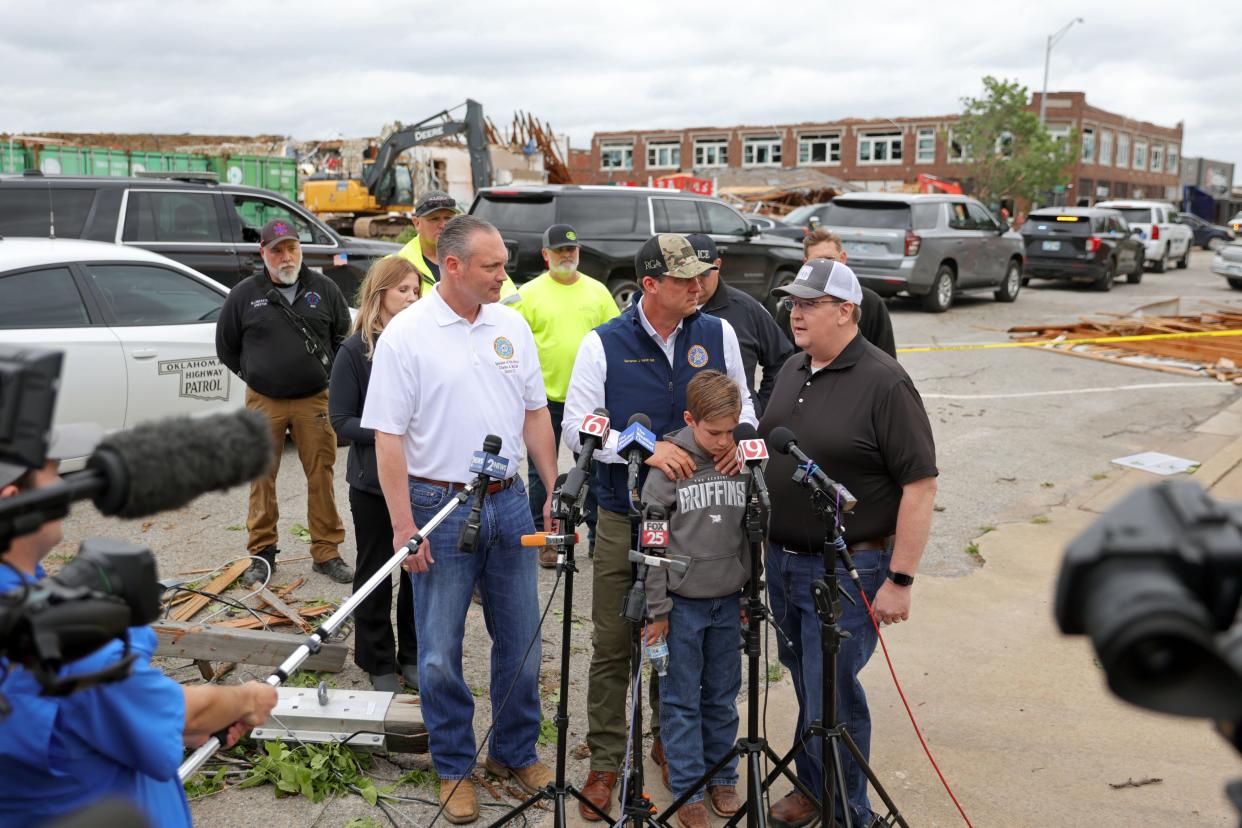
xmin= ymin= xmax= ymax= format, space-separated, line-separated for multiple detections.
xmin=634 ymin=233 xmax=714 ymax=280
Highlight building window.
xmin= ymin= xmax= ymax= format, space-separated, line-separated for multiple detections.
xmin=858 ymin=131 xmax=903 ymax=164
xmin=646 ymin=140 xmax=681 ymax=170
xmin=1082 ymin=128 xmax=1095 ymax=164
xmin=947 ymin=128 xmax=969 ymax=163
xmin=1099 ymin=130 xmax=1113 ymax=166
xmin=1133 ymin=139 xmax=1148 ymax=170
xmin=1167 ymin=144 xmax=1179 ymax=175
xmin=1047 ymin=124 xmax=1071 ymax=143
xmin=600 ymin=141 xmax=633 ymax=170
xmin=742 ymin=136 xmax=782 ymax=167
xmin=1151 ymin=144 xmax=1164 ymax=173
xmin=1116 ymin=133 xmax=1130 ymax=168
xmin=916 ymin=128 xmax=935 ymax=163
xmin=693 ymin=139 xmax=728 ymax=168
xmin=797 ymin=133 xmax=840 ymax=165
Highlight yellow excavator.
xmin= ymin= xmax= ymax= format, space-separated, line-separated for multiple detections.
xmin=304 ymin=100 xmax=492 ymax=238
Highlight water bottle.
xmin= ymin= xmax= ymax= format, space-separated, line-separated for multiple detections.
xmin=646 ymin=635 xmax=669 ymax=677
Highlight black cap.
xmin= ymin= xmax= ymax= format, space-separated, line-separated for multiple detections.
xmin=634 ymin=234 xmax=715 ymax=280
xmin=542 ymin=224 xmax=580 ymax=250
xmin=685 ymin=233 xmax=718 ymax=266
xmin=414 ymin=190 xmax=461 ymax=217
xmin=260 ymin=219 xmax=301 ymax=249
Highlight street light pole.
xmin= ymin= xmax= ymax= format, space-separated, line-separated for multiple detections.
xmin=1039 ymin=17 xmax=1085 ymax=126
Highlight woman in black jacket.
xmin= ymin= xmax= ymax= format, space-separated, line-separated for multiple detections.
xmin=329 ymin=256 xmax=423 ymax=692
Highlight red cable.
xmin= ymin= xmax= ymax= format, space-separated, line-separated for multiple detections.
xmin=860 ymin=587 xmax=975 ymax=828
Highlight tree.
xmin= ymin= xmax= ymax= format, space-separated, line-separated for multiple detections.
xmin=949 ymin=76 xmax=1076 ymax=207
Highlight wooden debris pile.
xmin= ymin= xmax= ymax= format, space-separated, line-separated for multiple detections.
xmin=1008 ymin=306 xmax=1242 ymax=383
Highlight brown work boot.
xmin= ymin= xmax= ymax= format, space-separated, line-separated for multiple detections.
xmin=483 ymin=756 xmax=553 ymax=795
xmin=707 ymin=784 xmax=743 ymax=817
xmin=578 ymin=770 xmax=616 ymax=821
xmin=650 ymin=737 xmax=670 ymax=790
xmin=539 ymin=545 xmax=558 ymax=568
xmin=438 ymin=778 xmax=479 ymax=824
xmin=768 ymin=789 xmax=817 ymax=828
xmin=675 ymin=800 xmax=711 ymax=828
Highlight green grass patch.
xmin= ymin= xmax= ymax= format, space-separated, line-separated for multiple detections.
xmin=1030 ymin=515 xmax=1051 ymax=525
xmin=766 ymin=662 xmax=784 ymax=683
xmin=290 ymin=523 xmax=313 ymax=543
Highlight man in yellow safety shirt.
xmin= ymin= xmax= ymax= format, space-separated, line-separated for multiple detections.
xmin=398 ymin=190 xmax=520 ymax=305
xmin=512 ymin=223 xmax=619 ymax=563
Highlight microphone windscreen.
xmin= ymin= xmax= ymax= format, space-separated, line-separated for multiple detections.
xmin=593 ymin=406 xmax=609 ymax=418
xmin=90 ymin=409 xmax=273 ymax=518
xmin=733 ymin=423 xmax=759 ymax=442
xmin=768 ymin=426 xmax=797 ymax=455
xmin=483 ymin=434 xmax=502 ymax=455
xmin=627 ymin=412 xmax=652 ymax=429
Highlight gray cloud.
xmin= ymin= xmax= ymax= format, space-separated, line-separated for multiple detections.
xmin=2 ymin=0 xmax=1237 ymax=181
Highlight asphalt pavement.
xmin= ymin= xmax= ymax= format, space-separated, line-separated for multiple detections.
xmin=47 ymin=249 xmax=1242 ymax=826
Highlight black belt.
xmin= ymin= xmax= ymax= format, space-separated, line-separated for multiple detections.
xmin=409 ymin=475 xmax=515 ymax=496
xmin=786 ymin=535 xmax=893 ymax=556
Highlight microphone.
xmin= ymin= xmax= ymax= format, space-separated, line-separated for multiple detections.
xmin=616 ymin=413 xmax=657 ymax=513
xmin=767 ymin=426 xmax=857 ymax=512
xmin=733 ymin=423 xmax=771 ymax=512
xmin=459 ymin=435 xmax=504 ymax=553
xmin=2 ymin=410 xmax=274 ymax=546
xmin=560 ymin=408 xmax=609 ymax=516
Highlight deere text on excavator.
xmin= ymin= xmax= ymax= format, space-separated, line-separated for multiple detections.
xmin=303 ymin=99 xmax=492 ymax=238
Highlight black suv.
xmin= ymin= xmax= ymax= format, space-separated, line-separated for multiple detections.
xmin=469 ymin=185 xmax=805 ymax=310
xmin=1021 ymin=207 xmax=1145 ymax=291
xmin=0 ymin=172 xmax=400 ymax=301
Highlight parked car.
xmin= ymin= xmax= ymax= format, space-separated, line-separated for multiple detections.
xmin=781 ymin=202 xmax=835 ymax=234
xmin=1176 ymin=212 xmax=1235 ymax=251
xmin=469 ymin=185 xmax=805 ymax=311
xmin=1211 ymin=241 xmax=1242 ymax=290
xmin=743 ymin=213 xmax=806 ymax=239
xmin=814 ymin=193 xmax=1025 ymax=312
xmin=0 ymin=238 xmax=245 ymax=442
xmin=1020 ymin=208 xmax=1145 ymax=291
xmin=0 ymin=172 xmax=400 ymax=303
xmin=1094 ymin=200 xmax=1194 ymax=272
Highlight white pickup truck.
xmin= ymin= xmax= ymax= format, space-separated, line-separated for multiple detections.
xmin=1096 ymin=200 xmax=1194 ymax=273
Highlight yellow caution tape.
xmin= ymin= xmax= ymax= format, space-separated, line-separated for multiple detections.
xmin=896 ymin=328 xmax=1242 ymax=355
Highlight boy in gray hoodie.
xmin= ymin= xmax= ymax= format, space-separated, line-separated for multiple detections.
xmin=642 ymin=369 xmax=751 ymax=828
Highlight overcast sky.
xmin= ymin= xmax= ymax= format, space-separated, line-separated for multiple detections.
xmin=3 ymin=0 xmax=1238 ymax=182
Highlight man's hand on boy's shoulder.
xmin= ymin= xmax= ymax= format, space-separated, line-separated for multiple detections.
xmin=713 ymin=442 xmax=741 ymax=476
xmin=647 ymin=441 xmax=696 ymax=481
xmin=645 ymin=618 xmax=669 ymax=645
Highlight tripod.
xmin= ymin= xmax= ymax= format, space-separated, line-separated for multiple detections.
xmin=770 ymin=488 xmax=908 ymax=828
xmin=654 ymin=470 xmax=815 ymax=828
xmin=491 ymin=474 xmax=611 ymax=826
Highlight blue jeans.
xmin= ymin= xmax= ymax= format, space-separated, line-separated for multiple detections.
xmin=658 ymin=593 xmax=742 ymax=804
xmin=529 ymin=400 xmax=598 ymax=547
xmin=407 ymin=477 xmax=542 ymax=780
xmin=766 ymin=543 xmax=890 ymax=824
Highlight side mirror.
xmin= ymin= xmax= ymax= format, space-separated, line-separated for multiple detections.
xmin=808 ymin=216 xmax=821 ymax=230
xmin=745 ymin=223 xmax=761 ymax=238
xmin=997 ymin=221 xmax=1010 ymax=234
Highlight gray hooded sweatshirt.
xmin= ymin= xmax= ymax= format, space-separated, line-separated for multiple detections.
xmin=641 ymin=426 xmax=753 ymax=620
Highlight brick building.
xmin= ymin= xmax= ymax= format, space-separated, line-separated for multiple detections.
xmin=580 ymin=91 xmax=1183 ymax=207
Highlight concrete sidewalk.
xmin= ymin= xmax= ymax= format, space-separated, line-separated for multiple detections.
xmin=558 ymin=397 xmax=1242 ymax=827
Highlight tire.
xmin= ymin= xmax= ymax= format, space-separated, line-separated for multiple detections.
xmin=1208 ymin=237 xmax=1227 ymax=252
xmin=1093 ymin=258 xmax=1116 ymax=292
xmin=1126 ymin=257 xmax=1143 ymax=284
xmin=994 ymin=259 xmax=1021 ymax=303
xmin=608 ymin=277 xmax=640 ymax=311
xmin=1152 ymin=249 xmax=1168 ymax=273
xmin=920 ymin=265 xmax=955 ymax=313
xmin=1228 ymin=277 xmax=1242 ymax=291
xmin=1177 ymin=244 xmax=1190 ymax=269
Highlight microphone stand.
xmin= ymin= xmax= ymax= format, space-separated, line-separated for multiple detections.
xmin=489 ymin=475 xmax=609 ymax=826
xmin=178 ymin=481 xmax=482 ymax=782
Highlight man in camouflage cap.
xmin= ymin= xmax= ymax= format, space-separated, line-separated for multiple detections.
xmin=561 ymin=234 xmax=757 ymax=820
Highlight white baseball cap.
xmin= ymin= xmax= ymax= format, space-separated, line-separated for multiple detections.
xmin=772 ymin=258 xmax=864 ymax=305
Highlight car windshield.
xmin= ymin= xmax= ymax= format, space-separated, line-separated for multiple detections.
xmin=819 ymin=201 xmax=911 ymax=230
xmin=783 ymin=204 xmax=820 ymax=225
xmin=1112 ymin=208 xmax=1153 ymax=225
xmin=1025 ymin=214 xmax=1093 ymax=235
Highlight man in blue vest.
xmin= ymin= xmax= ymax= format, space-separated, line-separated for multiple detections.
xmin=562 ymin=233 xmax=757 ymax=821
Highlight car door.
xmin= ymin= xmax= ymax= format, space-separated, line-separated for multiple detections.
xmin=699 ymin=200 xmax=769 ymax=298
xmin=1108 ymin=216 xmax=1137 ymax=272
xmin=224 ymin=192 xmax=346 ymax=292
xmin=0 ymin=264 xmax=127 ymax=433
xmin=965 ymin=201 xmax=1007 ymax=286
xmin=77 ymin=260 xmax=244 ymax=428
xmin=118 ymin=188 xmax=240 ymax=288
xmin=944 ymin=202 xmax=981 ymax=285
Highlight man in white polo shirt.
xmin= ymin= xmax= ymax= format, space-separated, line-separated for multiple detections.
xmin=362 ymin=214 xmax=559 ymax=824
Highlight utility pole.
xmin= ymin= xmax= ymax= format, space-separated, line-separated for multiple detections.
xmin=1040 ymin=17 xmax=1085 ymax=126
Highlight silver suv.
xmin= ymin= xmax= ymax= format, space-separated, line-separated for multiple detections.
xmin=817 ymin=193 xmax=1025 ymax=312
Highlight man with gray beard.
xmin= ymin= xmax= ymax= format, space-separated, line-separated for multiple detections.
xmin=216 ymin=219 xmax=354 ymax=586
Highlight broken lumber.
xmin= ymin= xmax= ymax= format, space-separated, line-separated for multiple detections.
xmin=257 ymin=587 xmax=312 ymax=633
xmin=152 ymin=620 xmax=347 ymax=672
xmin=216 ymin=604 xmax=333 ymax=630
xmin=168 ymin=560 xmax=251 ymax=622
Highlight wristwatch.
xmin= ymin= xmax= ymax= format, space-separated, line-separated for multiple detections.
xmin=886 ymin=569 xmax=915 ymax=587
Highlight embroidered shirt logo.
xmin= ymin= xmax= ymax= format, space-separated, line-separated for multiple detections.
xmin=493 ymin=336 xmax=515 ymax=359
xmin=687 ymin=344 xmax=709 ymax=368
xmin=305 ymin=290 xmax=322 ymax=308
